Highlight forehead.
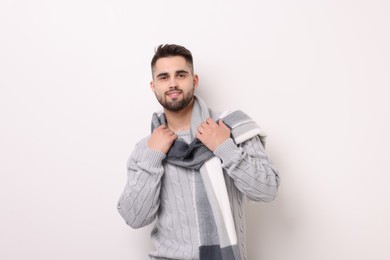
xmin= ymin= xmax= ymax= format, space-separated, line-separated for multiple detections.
xmin=153 ymin=56 xmax=191 ymax=74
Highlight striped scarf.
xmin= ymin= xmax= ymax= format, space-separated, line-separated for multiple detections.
xmin=151 ymin=95 xmax=266 ymax=260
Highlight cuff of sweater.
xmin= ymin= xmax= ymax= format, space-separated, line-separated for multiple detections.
xmin=142 ymin=148 xmax=166 ymax=168
xmin=213 ymin=138 xmax=241 ymax=166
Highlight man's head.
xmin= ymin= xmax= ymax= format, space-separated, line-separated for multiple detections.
xmin=151 ymin=44 xmax=194 ymax=76
xmin=150 ymin=44 xmax=198 ymax=112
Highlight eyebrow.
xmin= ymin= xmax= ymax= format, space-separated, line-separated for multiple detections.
xmin=176 ymin=70 xmax=189 ymax=75
xmin=156 ymin=70 xmax=190 ymax=78
xmin=156 ymin=72 xmax=169 ymax=78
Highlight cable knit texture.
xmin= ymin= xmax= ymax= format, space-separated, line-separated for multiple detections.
xmin=118 ymin=117 xmax=280 ymax=260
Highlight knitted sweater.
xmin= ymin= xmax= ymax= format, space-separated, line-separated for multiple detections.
xmin=117 ymin=128 xmax=280 ymax=260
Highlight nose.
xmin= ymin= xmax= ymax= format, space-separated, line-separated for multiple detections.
xmin=169 ymin=77 xmax=178 ymax=88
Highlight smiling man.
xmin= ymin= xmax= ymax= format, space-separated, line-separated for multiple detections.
xmin=117 ymin=44 xmax=280 ymax=260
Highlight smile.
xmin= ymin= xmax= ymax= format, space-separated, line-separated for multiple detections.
xmin=166 ymin=91 xmax=182 ymax=98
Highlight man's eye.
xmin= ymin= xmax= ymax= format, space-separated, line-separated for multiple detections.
xmin=178 ymin=74 xmax=186 ymax=78
xmin=159 ymin=76 xmax=168 ymax=80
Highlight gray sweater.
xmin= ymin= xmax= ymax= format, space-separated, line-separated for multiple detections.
xmin=117 ymin=129 xmax=280 ymax=260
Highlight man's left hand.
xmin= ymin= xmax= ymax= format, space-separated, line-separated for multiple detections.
xmin=196 ymin=118 xmax=231 ymax=152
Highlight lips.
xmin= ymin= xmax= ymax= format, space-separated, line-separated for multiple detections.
xmin=166 ymin=90 xmax=182 ymax=98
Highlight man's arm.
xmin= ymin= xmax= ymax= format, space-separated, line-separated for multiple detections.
xmin=214 ymin=135 xmax=280 ymax=202
xmin=117 ymin=125 xmax=177 ymax=228
xmin=196 ymin=118 xmax=280 ymax=202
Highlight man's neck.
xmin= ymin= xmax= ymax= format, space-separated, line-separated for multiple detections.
xmin=164 ymin=99 xmax=194 ymax=132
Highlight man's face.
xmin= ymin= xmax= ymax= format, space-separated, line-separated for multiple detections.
xmin=150 ymin=56 xmax=198 ymax=112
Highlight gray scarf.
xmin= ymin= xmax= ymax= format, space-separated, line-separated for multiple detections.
xmin=151 ymin=95 xmax=265 ymax=260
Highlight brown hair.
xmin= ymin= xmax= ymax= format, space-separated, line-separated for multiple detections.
xmin=151 ymin=44 xmax=194 ymax=75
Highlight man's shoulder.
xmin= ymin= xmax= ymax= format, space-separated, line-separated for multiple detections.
xmin=212 ymin=109 xmax=252 ymax=121
xmin=127 ymin=135 xmax=151 ymax=161
xmin=134 ymin=135 xmax=151 ymax=148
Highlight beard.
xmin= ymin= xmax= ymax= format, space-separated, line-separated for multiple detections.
xmin=156 ymin=86 xmax=195 ymax=112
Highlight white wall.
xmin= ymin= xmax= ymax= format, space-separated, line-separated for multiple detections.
xmin=1 ymin=0 xmax=389 ymax=259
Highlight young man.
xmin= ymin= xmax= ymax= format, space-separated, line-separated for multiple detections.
xmin=117 ymin=44 xmax=280 ymax=260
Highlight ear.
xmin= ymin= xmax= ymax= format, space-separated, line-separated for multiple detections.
xmin=150 ymin=81 xmax=155 ymax=92
xmin=193 ymin=74 xmax=199 ymax=90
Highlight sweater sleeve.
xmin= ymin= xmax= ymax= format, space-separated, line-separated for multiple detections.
xmin=213 ymin=135 xmax=280 ymax=202
xmin=117 ymin=138 xmax=166 ymax=228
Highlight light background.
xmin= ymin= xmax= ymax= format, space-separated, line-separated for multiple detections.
xmin=1 ymin=0 xmax=389 ymax=259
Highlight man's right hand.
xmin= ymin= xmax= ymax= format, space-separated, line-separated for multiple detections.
xmin=147 ymin=125 xmax=177 ymax=154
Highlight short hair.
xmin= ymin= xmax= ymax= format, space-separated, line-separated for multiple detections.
xmin=151 ymin=44 xmax=194 ymax=75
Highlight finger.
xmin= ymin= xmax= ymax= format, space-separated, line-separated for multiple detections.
xmin=218 ymin=120 xmax=228 ymax=128
xmin=202 ymin=121 xmax=212 ymax=129
xmin=206 ymin=118 xmax=216 ymax=125
xmin=162 ymin=128 xmax=174 ymax=134
xmin=156 ymin=125 xmax=167 ymax=131
xmin=153 ymin=125 xmax=165 ymax=133
xmin=161 ymin=127 xmax=173 ymax=133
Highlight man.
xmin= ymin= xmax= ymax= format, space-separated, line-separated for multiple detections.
xmin=117 ymin=44 xmax=280 ymax=260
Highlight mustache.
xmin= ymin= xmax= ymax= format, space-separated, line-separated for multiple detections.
xmin=165 ymin=87 xmax=182 ymax=95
